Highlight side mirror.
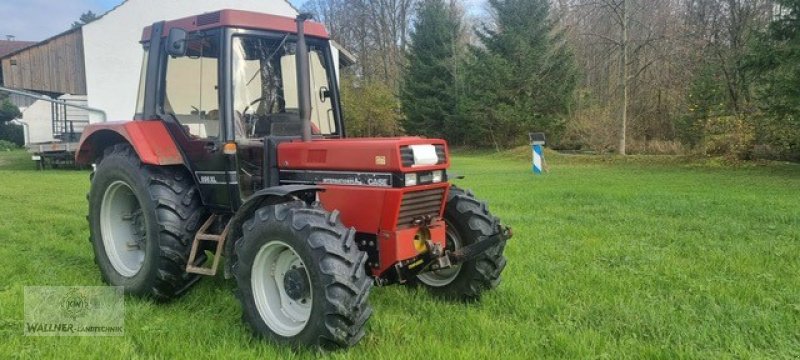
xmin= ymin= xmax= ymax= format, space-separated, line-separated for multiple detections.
xmin=166 ymin=28 xmax=187 ymax=57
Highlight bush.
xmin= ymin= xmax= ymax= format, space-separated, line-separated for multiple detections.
xmin=0 ymin=99 xmax=21 ymax=123
xmin=750 ymin=114 xmax=800 ymax=161
xmin=0 ymin=140 xmax=18 ymax=151
xmin=627 ymin=140 xmax=687 ymax=155
xmin=701 ymin=116 xmax=755 ymax=160
xmin=340 ymin=76 xmax=402 ymax=137
xmin=558 ymin=105 xmax=617 ymax=153
xmin=0 ymin=124 xmax=24 ymax=147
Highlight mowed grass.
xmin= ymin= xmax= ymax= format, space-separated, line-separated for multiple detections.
xmin=0 ymin=149 xmax=798 ymax=359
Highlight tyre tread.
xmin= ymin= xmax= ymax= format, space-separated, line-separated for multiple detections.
xmin=88 ymin=143 xmax=206 ymax=301
xmin=233 ymin=201 xmax=372 ymax=349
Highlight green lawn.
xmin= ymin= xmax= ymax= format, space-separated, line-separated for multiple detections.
xmin=0 ymin=149 xmax=798 ymax=359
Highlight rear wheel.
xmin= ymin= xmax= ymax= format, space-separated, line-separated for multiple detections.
xmin=412 ymin=186 xmax=507 ymax=301
xmin=88 ymin=143 xmax=206 ymax=300
xmin=234 ymin=201 xmax=372 ymax=349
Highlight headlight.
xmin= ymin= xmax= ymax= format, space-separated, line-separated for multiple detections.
xmin=404 ymin=173 xmax=418 ymax=187
xmin=431 ymin=170 xmax=443 ymax=183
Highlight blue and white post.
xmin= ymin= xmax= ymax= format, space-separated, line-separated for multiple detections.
xmin=529 ymin=132 xmax=546 ymax=175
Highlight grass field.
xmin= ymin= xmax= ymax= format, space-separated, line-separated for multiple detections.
xmin=0 ymin=149 xmax=798 ymax=359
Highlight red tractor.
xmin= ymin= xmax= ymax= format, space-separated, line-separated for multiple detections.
xmin=76 ymin=10 xmax=510 ymax=349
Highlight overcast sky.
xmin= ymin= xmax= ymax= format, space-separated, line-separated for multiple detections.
xmin=0 ymin=0 xmax=484 ymax=42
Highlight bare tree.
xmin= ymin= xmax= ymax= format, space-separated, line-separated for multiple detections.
xmin=563 ymin=0 xmax=693 ymax=153
xmin=304 ymin=0 xmax=417 ymax=89
xmin=683 ymin=0 xmax=774 ymax=113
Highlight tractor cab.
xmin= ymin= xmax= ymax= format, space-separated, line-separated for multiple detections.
xmin=135 ymin=10 xmax=344 ymax=209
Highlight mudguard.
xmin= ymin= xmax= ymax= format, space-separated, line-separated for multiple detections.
xmin=222 ymin=184 xmax=323 ymax=278
xmin=75 ymin=121 xmax=183 ymax=165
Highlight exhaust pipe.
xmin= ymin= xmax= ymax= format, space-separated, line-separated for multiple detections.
xmin=295 ymin=14 xmax=313 ymax=142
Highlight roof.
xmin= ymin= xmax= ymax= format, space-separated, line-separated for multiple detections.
xmin=141 ymin=10 xmax=329 ymax=41
xmin=332 ymin=40 xmax=357 ymax=66
xmin=0 ymin=40 xmax=37 ymax=58
xmin=0 ymin=27 xmax=82 ymax=60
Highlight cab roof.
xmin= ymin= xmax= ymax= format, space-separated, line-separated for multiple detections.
xmin=141 ymin=9 xmax=329 ymax=42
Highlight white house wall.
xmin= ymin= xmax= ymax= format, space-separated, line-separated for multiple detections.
xmin=21 ymin=100 xmax=54 ymax=144
xmin=82 ymin=0 xmax=298 ymax=123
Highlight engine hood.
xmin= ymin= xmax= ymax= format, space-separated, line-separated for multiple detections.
xmin=277 ymin=137 xmax=449 ymax=172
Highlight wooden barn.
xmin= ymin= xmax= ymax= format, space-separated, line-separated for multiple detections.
xmin=0 ymin=28 xmax=87 ymax=97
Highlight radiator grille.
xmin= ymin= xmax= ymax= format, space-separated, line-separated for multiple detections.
xmin=434 ymin=144 xmax=446 ymax=164
xmin=397 ymin=188 xmax=445 ymax=226
xmin=400 ymin=146 xmax=414 ymax=167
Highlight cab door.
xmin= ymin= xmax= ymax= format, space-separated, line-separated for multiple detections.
xmin=160 ymin=30 xmax=235 ymax=210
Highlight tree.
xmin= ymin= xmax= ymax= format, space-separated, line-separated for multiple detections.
xmin=568 ymin=0 xmax=683 ymax=154
xmin=71 ymin=11 xmax=98 ymax=29
xmin=747 ymin=0 xmax=800 ymax=158
xmin=0 ymin=99 xmax=21 ymax=123
xmin=0 ymin=96 xmax=23 ymax=146
xmin=461 ymin=0 xmax=577 ymax=149
xmin=303 ymin=0 xmax=416 ymax=88
xmin=340 ymin=75 xmax=402 ymax=137
xmin=302 ymin=0 xmax=418 ymax=136
xmin=400 ymin=0 xmax=461 ymax=140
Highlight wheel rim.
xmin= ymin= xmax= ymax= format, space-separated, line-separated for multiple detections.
xmin=417 ymin=221 xmax=463 ymax=287
xmin=251 ymin=240 xmax=312 ymax=337
xmin=100 ymin=180 xmax=146 ymax=277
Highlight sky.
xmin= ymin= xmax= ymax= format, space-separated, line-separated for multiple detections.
xmin=1 ymin=0 xmax=113 ymax=41
xmin=0 ymin=0 xmax=483 ymax=42
xmin=0 ymin=0 xmax=304 ymax=41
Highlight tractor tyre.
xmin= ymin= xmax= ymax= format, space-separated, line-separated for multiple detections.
xmin=233 ymin=201 xmax=372 ymax=349
xmin=88 ymin=143 xmax=207 ymax=301
xmin=412 ymin=186 xmax=507 ymax=301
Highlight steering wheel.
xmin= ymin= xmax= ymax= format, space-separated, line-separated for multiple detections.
xmin=242 ymin=96 xmax=267 ymax=117
xmin=239 ymin=97 xmax=267 ymax=136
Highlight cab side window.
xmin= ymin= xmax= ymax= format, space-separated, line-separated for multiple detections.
xmin=162 ymin=32 xmax=220 ymax=139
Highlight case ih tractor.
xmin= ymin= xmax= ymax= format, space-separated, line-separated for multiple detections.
xmin=75 ymin=10 xmax=510 ymax=349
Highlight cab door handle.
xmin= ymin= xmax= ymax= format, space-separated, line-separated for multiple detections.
xmin=204 ymin=142 xmax=219 ymax=153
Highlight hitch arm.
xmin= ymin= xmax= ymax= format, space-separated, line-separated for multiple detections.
xmin=391 ymin=224 xmax=511 ymax=284
xmin=447 ymin=225 xmax=512 ymax=265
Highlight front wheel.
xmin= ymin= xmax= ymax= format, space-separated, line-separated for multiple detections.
xmin=233 ymin=201 xmax=372 ymax=349
xmin=412 ymin=186 xmax=508 ymax=301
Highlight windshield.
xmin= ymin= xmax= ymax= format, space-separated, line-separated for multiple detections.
xmin=232 ymin=35 xmax=337 ymax=139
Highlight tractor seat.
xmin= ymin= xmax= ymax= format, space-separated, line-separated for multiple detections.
xmin=253 ymin=113 xmax=302 ymax=137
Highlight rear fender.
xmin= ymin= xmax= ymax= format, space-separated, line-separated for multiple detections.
xmin=75 ymin=121 xmax=183 ymax=165
xmin=222 ymin=185 xmax=323 ymax=278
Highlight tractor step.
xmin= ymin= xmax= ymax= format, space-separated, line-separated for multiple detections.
xmin=186 ymin=215 xmax=230 ymax=276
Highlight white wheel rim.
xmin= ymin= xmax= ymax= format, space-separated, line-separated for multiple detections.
xmin=100 ymin=180 xmax=146 ymax=277
xmin=417 ymin=222 xmax=463 ymax=287
xmin=251 ymin=240 xmax=312 ymax=337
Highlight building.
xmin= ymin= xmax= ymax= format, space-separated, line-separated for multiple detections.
xmin=0 ymin=39 xmax=36 ymax=57
xmin=0 ymin=39 xmax=38 ymax=110
xmin=0 ymin=39 xmax=36 ymax=85
xmin=1 ymin=0 xmax=351 ymax=147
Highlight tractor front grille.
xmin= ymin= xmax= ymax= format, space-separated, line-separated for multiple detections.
xmin=400 ymin=147 xmax=414 ymax=167
xmin=397 ymin=188 xmax=446 ymax=226
xmin=434 ymin=144 xmax=446 ymax=163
